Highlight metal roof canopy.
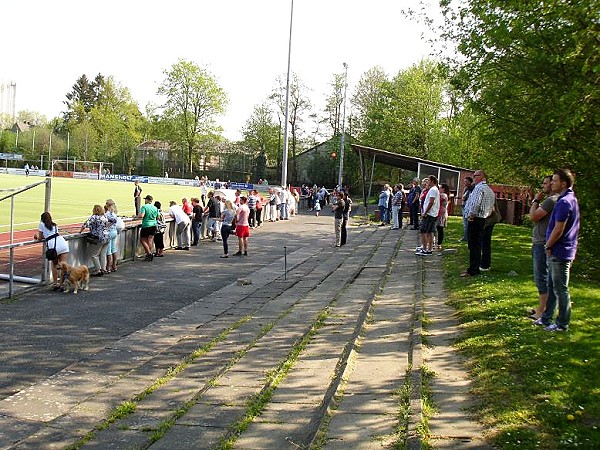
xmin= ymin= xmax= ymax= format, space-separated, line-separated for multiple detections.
xmin=350 ymin=144 xmax=474 ymax=215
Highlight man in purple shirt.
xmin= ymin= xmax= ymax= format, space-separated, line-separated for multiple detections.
xmin=534 ymin=168 xmax=580 ymax=331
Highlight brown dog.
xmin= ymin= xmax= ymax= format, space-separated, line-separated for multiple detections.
xmin=57 ymin=261 xmax=90 ymax=294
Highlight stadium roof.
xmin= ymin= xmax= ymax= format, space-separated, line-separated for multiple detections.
xmin=350 ymin=144 xmax=472 ymax=172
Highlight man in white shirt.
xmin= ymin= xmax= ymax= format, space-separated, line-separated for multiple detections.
xmin=416 ymin=175 xmax=440 ymax=256
xmin=169 ymin=201 xmax=191 ymax=250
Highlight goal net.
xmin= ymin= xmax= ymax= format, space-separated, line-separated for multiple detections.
xmin=51 ymin=159 xmax=113 ymax=177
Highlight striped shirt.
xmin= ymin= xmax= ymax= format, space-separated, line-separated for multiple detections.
xmin=247 ymin=195 xmax=257 ymax=209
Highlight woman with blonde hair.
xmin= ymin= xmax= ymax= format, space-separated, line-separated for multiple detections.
xmin=80 ymin=204 xmax=113 ymax=276
xmin=104 ymin=199 xmax=119 ymax=272
xmin=219 ymin=199 xmax=236 ymax=258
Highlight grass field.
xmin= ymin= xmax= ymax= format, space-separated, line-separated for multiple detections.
xmin=440 ymin=217 xmax=600 ymax=449
xmin=0 ymin=174 xmax=209 ymax=233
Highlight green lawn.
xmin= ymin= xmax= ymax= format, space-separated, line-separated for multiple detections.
xmin=440 ymin=217 xmax=600 ymax=449
xmin=0 ymin=174 xmax=207 ymax=232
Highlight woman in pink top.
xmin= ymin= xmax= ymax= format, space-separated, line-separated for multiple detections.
xmin=235 ymin=196 xmax=250 ymax=256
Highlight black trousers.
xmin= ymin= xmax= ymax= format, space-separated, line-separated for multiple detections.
xmin=467 ymin=217 xmax=485 ymax=275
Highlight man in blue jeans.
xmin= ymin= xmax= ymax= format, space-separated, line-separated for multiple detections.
xmin=528 ymin=176 xmax=557 ymax=320
xmin=534 ymin=168 xmax=580 ymax=332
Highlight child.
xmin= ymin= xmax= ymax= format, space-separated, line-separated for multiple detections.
xmin=314 ymin=198 xmax=321 ymax=217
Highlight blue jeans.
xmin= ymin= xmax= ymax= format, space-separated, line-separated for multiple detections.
xmin=379 ymin=205 xmax=388 ymax=224
xmin=221 ymin=224 xmax=231 ymax=255
xmin=462 ymin=217 xmax=469 ymax=240
xmin=532 ymin=243 xmax=548 ymax=294
xmin=192 ymin=220 xmax=201 ymax=245
xmin=542 ymin=256 xmax=572 ymax=329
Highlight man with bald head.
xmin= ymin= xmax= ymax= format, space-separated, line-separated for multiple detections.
xmin=460 ymin=169 xmax=495 ymax=277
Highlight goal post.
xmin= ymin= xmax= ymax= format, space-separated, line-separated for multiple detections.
xmin=51 ymin=159 xmax=113 ymax=178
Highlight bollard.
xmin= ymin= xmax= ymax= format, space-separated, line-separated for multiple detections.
xmin=284 ymin=246 xmax=287 ymax=280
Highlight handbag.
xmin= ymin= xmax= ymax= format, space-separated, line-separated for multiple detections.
xmin=86 ymin=234 xmax=100 ymax=245
xmin=45 ymin=229 xmax=59 ymax=260
xmin=485 ymin=200 xmax=502 ymax=227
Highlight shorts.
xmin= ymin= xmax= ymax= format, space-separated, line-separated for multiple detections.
xmin=419 ymin=215 xmax=436 ymax=234
xmin=140 ymin=226 xmax=157 ymax=237
xmin=236 ymin=225 xmax=250 ymax=238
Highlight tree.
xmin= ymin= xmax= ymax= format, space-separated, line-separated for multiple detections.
xmin=353 ymin=60 xmax=447 ymax=158
xmin=439 ymin=0 xmax=600 ymax=256
xmin=350 ymin=66 xmax=388 ymax=139
xmin=157 ymin=59 xmax=228 ymax=175
xmin=271 ymin=72 xmax=313 ymax=183
xmin=321 ymin=71 xmax=346 ymax=138
xmin=241 ymin=102 xmax=280 ymax=165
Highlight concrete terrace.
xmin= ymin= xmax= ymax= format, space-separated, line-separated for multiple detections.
xmin=0 ymin=209 xmax=491 ymax=449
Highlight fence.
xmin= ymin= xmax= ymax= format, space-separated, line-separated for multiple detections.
xmin=0 ymin=218 xmax=176 ymax=299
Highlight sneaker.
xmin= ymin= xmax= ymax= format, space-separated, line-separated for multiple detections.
xmin=545 ymin=324 xmax=566 ymax=332
xmin=243 ymin=251 xmax=248 ymax=256
xmin=415 ymin=245 xmax=423 ymax=251
xmin=532 ymin=318 xmax=546 ymax=326
xmin=415 ymin=249 xmax=432 ymax=256
xmin=479 ymin=267 xmax=491 ymax=272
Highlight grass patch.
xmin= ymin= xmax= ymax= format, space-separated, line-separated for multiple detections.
xmin=441 ymin=217 xmax=600 ymax=449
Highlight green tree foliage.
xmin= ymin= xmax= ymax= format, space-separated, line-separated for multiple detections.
xmin=241 ymin=102 xmax=280 ymax=166
xmin=271 ymin=72 xmax=313 ymax=183
xmin=60 ymin=74 xmax=145 ymax=173
xmin=440 ymin=0 xmax=600 ymax=259
xmin=157 ymin=59 xmax=228 ymax=175
xmin=321 ymin=71 xmax=346 ymax=138
xmin=354 ymin=60 xmax=446 ymax=159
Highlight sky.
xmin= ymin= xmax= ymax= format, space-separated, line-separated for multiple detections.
xmin=1 ymin=0 xmax=438 ymax=141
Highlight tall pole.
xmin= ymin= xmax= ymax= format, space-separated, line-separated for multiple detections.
xmin=338 ymin=62 xmax=348 ymax=188
xmin=281 ymin=0 xmax=294 ymax=188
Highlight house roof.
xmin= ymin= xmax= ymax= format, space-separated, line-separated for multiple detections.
xmin=350 ymin=144 xmax=473 ymax=173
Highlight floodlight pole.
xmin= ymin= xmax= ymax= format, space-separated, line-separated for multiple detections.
xmin=281 ymin=0 xmax=294 ymax=188
xmin=337 ymin=62 xmax=348 ymax=188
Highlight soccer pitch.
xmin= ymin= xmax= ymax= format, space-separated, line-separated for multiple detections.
xmin=0 ymin=174 xmax=205 ymax=232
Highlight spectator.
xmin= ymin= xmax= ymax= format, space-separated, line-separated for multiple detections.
xmin=81 ymin=204 xmax=112 ymax=275
xmin=219 ymin=200 xmax=236 ymax=258
xmin=460 ymin=170 xmax=495 ymax=277
xmin=255 ymin=190 xmax=264 ymax=227
xmin=169 ymin=200 xmax=191 ymax=250
xmin=182 ymin=198 xmax=193 ymax=218
xmin=460 ymin=177 xmax=474 ymax=242
xmin=528 ymin=175 xmax=557 ymax=320
xmin=332 ymin=191 xmax=346 ymax=247
xmin=247 ymin=190 xmax=258 ymax=228
xmin=137 ymin=195 xmax=159 ymax=261
xmin=535 ymin=169 xmax=580 ymax=332
xmin=104 ymin=199 xmax=119 ymax=273
xmin=391 ymin=185 xmax=403 ymax=230
xmin=154 ymin=201 xmax=166 ymax=257
xmin=378 ymin=184 xmax=391 ymax=226
xmin=416 ymin=175 xmax=440 ymax=256
xmin=408 ymin=178 xmax=421 ymax=229
xmin=234 ymin=196 xmax=250 ymax=256
xmin=279 ymin=188 xmax=290 ymax=220
xmin=341 ymin=191 xmax=352 ymax=245
xmin=205 ymin=191 xmax=221 ymax=241
xmin=314 ymin=195 xmax=321 ymax=216
xmin=34 ymin=212 xmax=69 ymax=290
xmin=191 ymin=197 xmax=203 ymax=246
xmin=133 ymin=180 xmax=142 ymax=216
xmin=436 ymin=183 xmax=449 ymax=253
